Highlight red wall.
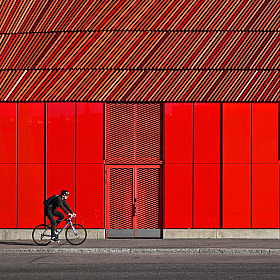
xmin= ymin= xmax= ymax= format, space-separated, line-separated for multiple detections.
xmin=47 ymin=103 xmax=75 ymax=163
xmin=223 ymin=103 xmax=251 ymax=228
xmin=0 ymin=102 xmax=104 ymax=229
xmin=0 ymin=103 xmax=17 ymax=227
xmin=193 ymin=103 xmax=220 ymax=228
xmin=164 ymin=103 xmax=193 ymax=228
xmin=76 ymin=103 xmax=104 ymax=228
xmin=18 ymin=103 xmax=45 ymax=228
xmin=164 ymin=102 xmax=279 ymax=229
xmin=47 ymin=103 xmax=75 ymax=228
xmin=0 ymin=102 xmax=279 ymax=230
xmin=223 ymin=164 xmax=251 ymax=228
xmin=164 ymin=103 xmax=221 ymax=229
xmin=0 ymin=103 xmax=17 ymax=163
xmin=252 ymin=104 xmax=279 ymax=228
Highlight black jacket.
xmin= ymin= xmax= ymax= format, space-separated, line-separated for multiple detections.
xmin=45 ymin=195 xmax=73 ymax=215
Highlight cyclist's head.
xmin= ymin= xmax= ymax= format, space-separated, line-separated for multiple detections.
xmin=60 ymin=190 xmax=69 ymax=199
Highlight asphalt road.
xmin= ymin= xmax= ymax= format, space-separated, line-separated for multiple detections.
xmin=1 ymin=253 xmax=280 ymax=279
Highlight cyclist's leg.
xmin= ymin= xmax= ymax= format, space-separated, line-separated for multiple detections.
xmin=45 ymin=210 xmax=56 ymax=238
xmin=53 ymin=210 xmax=65 ymax=227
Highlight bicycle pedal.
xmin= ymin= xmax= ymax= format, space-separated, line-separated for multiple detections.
xmin=51 ymin=237 xmax=60 ymax=243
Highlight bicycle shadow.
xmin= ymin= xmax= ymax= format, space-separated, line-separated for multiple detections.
xmin=0 ymin=241 xmax=36 ymax=246
xmin=0 ymin=240 xmax=70 ymax=246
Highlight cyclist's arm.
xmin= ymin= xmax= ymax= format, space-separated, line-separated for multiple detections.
xmin=56 ymin=197 xmax=70 ymax=215
xmin=63 ymin=200 xmax=74 ymax=215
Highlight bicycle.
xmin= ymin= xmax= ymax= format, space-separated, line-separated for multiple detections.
xmin=32 ymin=217 xmax=87 ymax=246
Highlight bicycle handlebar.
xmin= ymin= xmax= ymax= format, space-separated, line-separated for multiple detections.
xmin=68 ymin=213 xmax=76 ymax=218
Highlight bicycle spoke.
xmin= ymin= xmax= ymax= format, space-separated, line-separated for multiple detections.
xmin=65 ymin=224 xmax=87 ymax=245
xmin=32 ymin=224 xmax=51 ymax=246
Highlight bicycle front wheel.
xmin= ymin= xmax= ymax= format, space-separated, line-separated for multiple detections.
xmin=32 ymin=224 xmax=51 ymax=246
xmin=65 ymin=224 xmax=87 ymax=245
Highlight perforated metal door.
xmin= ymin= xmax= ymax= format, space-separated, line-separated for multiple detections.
xmin=106 ymin=103 xmax=162 ymax=238
xmin=106 ymin=165 xmax=162 ymax=238
xmin=106 ymin=103 xmax=162 ymax=164
xmin=107 ymin=167 xmax=133 ymax=230
xmin=136 ymin=167 xmax=161 ymax=229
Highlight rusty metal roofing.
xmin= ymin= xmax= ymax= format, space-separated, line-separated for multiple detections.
xmin=0 ymin=0 xmax=279 ymax=102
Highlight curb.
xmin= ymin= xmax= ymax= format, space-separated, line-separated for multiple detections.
xmin=1 ymin=248 xmax=280 ymax=254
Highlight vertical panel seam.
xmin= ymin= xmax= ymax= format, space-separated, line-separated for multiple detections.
xmin=104 ymin=102 xmax=106 ymax=231
xmin=162 ymin=102 xmax=165 ymax=230
xmin=16 ymin=102 xmax=18 ymax=228
xmin=252 ymin=103 xmax=254 ymax=228
xmin=103 ymin=102 xmax=106 ymax=162
xmin=278 ymin=102 xmax=280 ymax=230
xmin=75 ymin=102 xmax=77 ymax=221
xmin=278 ymin=102 xmax=280 ymax=161
xmin=44 ymin=102 xmax=47 ymax=225
xmin=220 ymin=103 xmax=223 ymax=229
xmin=192 ymin=102 xmax=194 ymax=229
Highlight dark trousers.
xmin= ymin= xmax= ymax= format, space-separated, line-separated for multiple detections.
xmin=45 ymin=209 xmax=65 ymax=237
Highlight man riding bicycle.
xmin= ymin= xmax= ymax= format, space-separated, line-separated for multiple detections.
xmin=44 ymin=190 xmax=76 ymax=243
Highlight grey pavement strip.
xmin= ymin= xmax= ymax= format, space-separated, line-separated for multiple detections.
xmin=1 ymin=248 xmax=280 ymax=254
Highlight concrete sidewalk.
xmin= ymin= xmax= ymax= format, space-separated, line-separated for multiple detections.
xmin=1 ymin=239 xmax=280 ymax=254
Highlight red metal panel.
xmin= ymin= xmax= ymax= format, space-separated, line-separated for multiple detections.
xmin=194 ymin=103 xmax=220 ymax=163
xmin=136 ymin=104 xmax=162 ymax=163
xmin=252 ymin=164 xmax=279 ymax=228
xmin=193 ymin=164 xmax=220 ymax=228
xmin=18 ymin=103 xmax=44 ymax=163
xmin=223 ymin=103 xmax=251 ymax=163
xmin=47 ymin=164 xmax=75 ymax=217
xmin=76 ymin=102 xmax=104 ymax=164
xmin=164 ymin=103 xmax=193 ymax=164
xmin=106 ymin=103 xmax=162 ymax=164
xmin=164 ymin=164 xmax=192 ymax=229
xmin=107 ymin=167 xmax=133 ymax=229
xmin=76 ymin=164 xmax=104 ymax=228
xmin=252 ymin=103 xmax=278 ymax=163
xmin=47 ymin=103 xmax=75 ymax=163
xmin=136 ymin=166 xmax=161 ymax=229
xmin=18 ymin=164 xmax=44 ymax=228
xmin=223 ymin=164 xmax=251 ymax=228
xmin=0 ymin=103 xmax=16 ymax=163
xmin=0 ymin=164 xmax=16 ymax=228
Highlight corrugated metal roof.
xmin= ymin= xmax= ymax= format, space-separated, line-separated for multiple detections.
xmin=0 ymin=0 xmax=279 ymax=101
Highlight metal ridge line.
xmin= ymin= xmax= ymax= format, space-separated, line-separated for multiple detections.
xmin=0 ymin=69 xmax=279 ymax=72
xmin=0 ymin=30 xmax=279 ymax=35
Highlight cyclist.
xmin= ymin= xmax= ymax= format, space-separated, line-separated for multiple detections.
xmin=44 ymin=190 xmax=76 ymax=243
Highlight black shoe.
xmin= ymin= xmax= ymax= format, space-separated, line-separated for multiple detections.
xmin=51 ymin=236 xmax=60 ymax=243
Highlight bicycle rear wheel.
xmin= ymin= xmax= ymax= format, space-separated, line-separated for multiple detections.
xmin=65 ymin=224 xmax=87 ymax=245
xmin=32 ymin=224 xmax=51 ymax=246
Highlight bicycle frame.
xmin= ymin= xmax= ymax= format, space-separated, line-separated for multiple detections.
xmin=42 ymin=218 xmax=77 ymax=238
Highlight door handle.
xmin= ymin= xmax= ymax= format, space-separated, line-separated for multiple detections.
xmin=134 ymin=204 xmax=138 ymax=216
xmin=134 ymin=198 xmax=138 ymax=216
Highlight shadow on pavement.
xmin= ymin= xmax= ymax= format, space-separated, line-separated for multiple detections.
xmin=0 ymin=241 xmax=36 ymax=246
